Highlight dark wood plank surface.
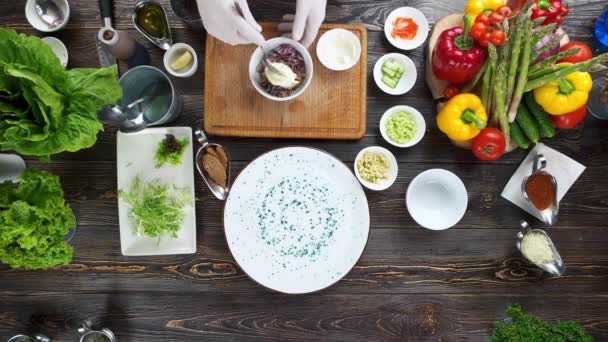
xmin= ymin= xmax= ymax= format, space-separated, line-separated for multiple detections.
xmin=1 ymin=0 xmax=608 ymax=341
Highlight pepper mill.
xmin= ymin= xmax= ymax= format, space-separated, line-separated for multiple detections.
xmin=98 ymin=27 xmax=150 ymax=68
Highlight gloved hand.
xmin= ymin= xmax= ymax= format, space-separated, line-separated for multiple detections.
xmin=278 ymin=0 xmax=327 ymax=48
xmin=196 ymin=0 xmax=265 ymax=46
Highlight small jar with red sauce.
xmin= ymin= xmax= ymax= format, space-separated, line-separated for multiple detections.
xmin=522 ymin=154 xmax=559 ymax=225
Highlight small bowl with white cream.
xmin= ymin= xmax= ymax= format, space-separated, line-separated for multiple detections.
xmin=249 ymin=37 xmax=313 ymax=102
xmin=316 ymin=28 xmax=362 ymax=71
xmin=380 ymin=105 xmax=426 ymax=148
xmin=354 ymin=146 xmax=398 ymax=191
xmin=517 ymin=220 xmax=565 ymax=276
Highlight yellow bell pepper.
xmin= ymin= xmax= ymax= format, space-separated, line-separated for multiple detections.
xmin=465 ymin=0 xmax=505 ymax=23
xmin=437 ymin=93 xmax=488 ymax=142
xmin=533 ymin=69 xmax=592 ymax=115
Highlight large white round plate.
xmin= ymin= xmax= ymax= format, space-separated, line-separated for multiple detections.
xmin=224 ymin=147 xmax=370 ymax=294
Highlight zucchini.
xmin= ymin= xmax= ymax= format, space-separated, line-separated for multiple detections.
xmin=510 ymin=121 xmax=531 ymax=149
xmin=515 ymin=104 xmax=540 ymax=143
xmin=523 ymin=92 xmax=556 ymax=138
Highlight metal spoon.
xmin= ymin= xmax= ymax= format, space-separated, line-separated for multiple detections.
xmin=97 ymin=97 xmax=149 ymax=125
xmin=517 ymin=220 xmax=565 ymax=276
xmin=260 ymin=46 xmax=287 ymax=78
xmin=0 ymin=154 xmax=26 ymax=183
xmin=35 ymin=0 xmax=64 ymax=28
xmin=521 ymin=154 xmax=559 ymax=226
xmin=194 ymin=130 xmax=231 ymax=201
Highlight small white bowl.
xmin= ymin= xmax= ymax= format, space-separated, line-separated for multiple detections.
xmin=380 ymin=105 xmax=426 ymax=148
xmin=41 ymin=36 xmax=68 ymax=67
xmin=354 ymin=146 xmax=398 ymax=191
xmin=406 ymin=169 xmax=468 ymax=230
xmin=384 ymin=7 xmax=429 ymax=50
xmin=374 ymin=53 xmax=417 ymax=95
xmin=249 ymin=37 xmax=313 ymax=102
xmin=316 ymin=28 xmax=362 ymax=71
xmin=25 ymin=0 xmax=70 ymax=32
xmin=163 ymin=43 xmax=198 ymax=78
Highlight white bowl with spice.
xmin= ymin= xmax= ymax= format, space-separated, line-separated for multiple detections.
xmin=380 ymin=105 xmax=426 ymax=148
xmin=373 ymin=53 xmax=417 ymax=95
xmin=354 ymin=146 xmax=398 ymax=191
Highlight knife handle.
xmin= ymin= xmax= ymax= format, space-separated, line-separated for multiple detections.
xmin=98 ymin=0 xmax=113 ymax=22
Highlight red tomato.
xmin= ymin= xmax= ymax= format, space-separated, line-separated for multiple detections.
xmin=478 ymin=32 xmax=492 ymax=47
xmin=558 ymin=42 xmax=593 ymax=64
xmin=489 ymin=30 xmax=506 ymax=46
xmin=550 ymin=105 xmax=587 ymax=129
xmin=496 ymin=6 xmax=514 ymax=18
xmin=475 ymin=13 xmax=490 ymax=26
xmin=470 ymin=22 xmax=487 ymax=40
xmin=471 ymin=128 xmax=506 ymax=161
xmin=443 ymin=84 xmax=460 ymax=100
xmin=488 ymin=12 xmax=505 ymax=25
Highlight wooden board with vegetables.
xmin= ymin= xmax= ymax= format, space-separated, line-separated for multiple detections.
xmin=427 ymin=0 xmax=607 ymax=161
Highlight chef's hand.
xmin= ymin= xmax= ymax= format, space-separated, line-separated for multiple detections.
xmin=196 ymin=0 xmax=265 ymax=46
xmin=278 ymin=0 xmax=327 ymax=48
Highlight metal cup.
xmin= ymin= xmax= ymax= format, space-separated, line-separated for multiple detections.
xmin=77 ymin=323 xmax=116 ymax=342
xmin=170 ymin=0 xmax=203 ymax=32
xmin=118 ymin=66 xmax=182 ymax=128
xmin=7 ymin=334 xmax=50 ymax=342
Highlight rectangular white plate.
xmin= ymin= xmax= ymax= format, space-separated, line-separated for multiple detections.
xmin=117 ymin=127 xmax=196 ymax=256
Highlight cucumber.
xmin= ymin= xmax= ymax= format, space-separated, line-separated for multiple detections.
xmin=515 ymin=104 xmax=540 ymax=143
xmin=395 ymin=63 xmax=405 ymax=75
xmin=382 ymin=75 xmax=398 ymax=88
xmin=510 ymin=121 xmax=531 ymax=149
xmin=382 ymin=66 xmax=397 ymax=78
xmin=384 ymin=60 xmax=400 ymax=72
xmin=523 ymin=92 xmax=556 ymax=138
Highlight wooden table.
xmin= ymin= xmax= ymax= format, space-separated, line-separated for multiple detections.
xmin=2 ymin=1 xmax=608 ymax=341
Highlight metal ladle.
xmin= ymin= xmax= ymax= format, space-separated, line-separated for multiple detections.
xmin=521 ymin=154 xmax=559 ymax=226
xmin=517 ymin=220 xmax=565 ymax=276
xmin=194 ymin=130 xmax=231 ymax=201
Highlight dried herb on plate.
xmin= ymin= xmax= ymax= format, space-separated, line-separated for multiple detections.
xmin=118 ymin=176 xmax=190 ymax=239
xmin=154 ymin=134 xmax=189 ymax=168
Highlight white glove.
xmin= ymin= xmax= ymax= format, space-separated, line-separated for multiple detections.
xmin=278 ymin=0 xmax=327 ymax=48
xmin=196 ymin=0 xmax=265 ymax=46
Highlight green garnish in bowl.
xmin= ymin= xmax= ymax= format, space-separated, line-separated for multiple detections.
xmin=385 ymin=111 xmax=417 ymax=144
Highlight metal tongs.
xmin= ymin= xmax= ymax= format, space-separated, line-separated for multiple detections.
xmin=521 ymin=154 xmax=559 ymax=226
xmin=516 ymin=220 xmax=565 ymax=276
xmin=194 ymin=130 xmax=231 ymax=201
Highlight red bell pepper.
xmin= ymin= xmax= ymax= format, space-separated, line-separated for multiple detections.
xmin=432 ymin=16 xmax=487 ymax=84
xmin=531 ymin=0 xmax=569 ymax=26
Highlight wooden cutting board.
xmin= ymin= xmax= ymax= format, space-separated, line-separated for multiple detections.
xmin=204 ymin=23 xmax=367 ymax=139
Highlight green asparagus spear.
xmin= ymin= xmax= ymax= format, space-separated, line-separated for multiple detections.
xmin=482 ymin=59 xmax=494 ymax=113
xmin=528 ymin=64 xmax=568 ymax=80
xmin=462 ymin=59 xmax=488 ymax=93
xmin=531 ymin=23 xmax=557 ymax=45
xmin=524 ymin=53 xmax=608 ymax=92
xmin=490 ymin=44 xmax=510 ymax=146
xmin=530 ymin=33 xmax=564 ymax=63
xmin=506 ymin=11 xmax=525 ymax=104
xmin=507 ymin=10 xmax=534 ymax=123
xmin=529 ymin=47 xmax=581 ymax=74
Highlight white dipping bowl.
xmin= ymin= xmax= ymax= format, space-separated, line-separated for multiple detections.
xmin=163 ymin=42 xmax=198 ymax=78
xmin=406 ymin=169 xmax=468 ymax=230
xmin=316 ymin=28 xmax=362 ymax=71
xmin=384 ymin=7 xmax=429 ymax=50
xmin=25 ymin=0 xmax=70 ymax=32
xmin=41 ymin=36 xmax=68 ymax=67
xmin=249 ymin=38 xmax=313 ymax=102
xmin=374 ymin=53 xmax=417 ymax=95
xmin=380 ymin=105 xmax=426 ymax=148
xmin=354 ymin=146 xmax=398 ymax=191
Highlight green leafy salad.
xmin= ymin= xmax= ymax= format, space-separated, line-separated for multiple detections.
xmin=154 ymin=134 xmax=188 ymax=168
xmin=119 ymin=176 xmax=190 ymax=239
xmin=0 ymin=168 xmax=75 ymax=269
xmin=0 ymin=28 xmax=122 ymax=158
xmin=490 ymin=305 xmax=593 ymax=342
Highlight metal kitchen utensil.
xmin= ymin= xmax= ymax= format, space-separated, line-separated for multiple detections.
xmin=35 ymin=0 xmax=64 ymax=28
xmin=517 ymin=220 xmax=565 ymax=276
xmin=0 ymin=154 xmax=26 ymax=183
xmin=7 ymin=334 xmax=50 ymax=342
xmin=521 ymin=153 xmax=559 ymax=226
xmin=132 ymin=0 xmax=173 ymax=50
xmin=96 ymin=0 xmax=117 ymax=68
xmin=194 ymin=130 xmax=231 ymax=201
xmin=77 ymin=322 xmax=116 ymax=342
xmin=261 ymin=45 xmax=287 ymax=78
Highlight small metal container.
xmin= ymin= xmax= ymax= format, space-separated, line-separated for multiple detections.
xmin=132 ymin=0 xmax=172 ymax=50
xmin=170 ymin=0 xmax=203 ymax=32
xmin=517 ymin=220 xmax=565 ymax=276
xmin=194 ymin=130 xmax=231 ymax=201
xmin=7 ymin=334 xmax=50 ymax=342
xmin=77 ymin=322 xmax=116 ymax=342
xmin=521 ymin=153 xmax=559 ymax=226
